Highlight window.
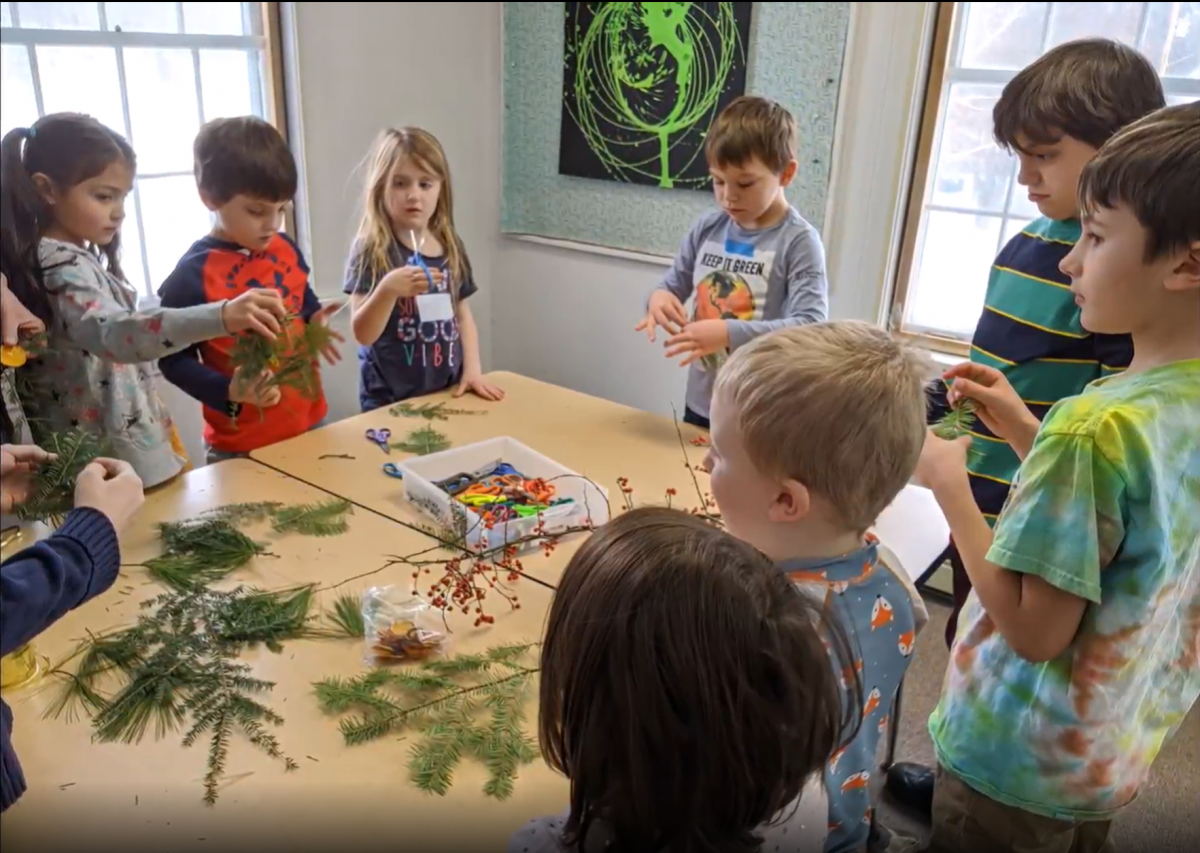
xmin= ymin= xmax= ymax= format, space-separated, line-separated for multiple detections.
xmin=0 ymin=2 xmax=284 ymax=297
xmin=892 ymin=2 xmax=1200 ymax=351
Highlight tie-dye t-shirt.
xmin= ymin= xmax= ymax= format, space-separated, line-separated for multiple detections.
xmin=930 ymin=359 xmax=1200 ymax=821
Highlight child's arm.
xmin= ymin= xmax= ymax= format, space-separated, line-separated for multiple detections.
xmin=42 ymin=250 xmax=281 ymax=364
xmin=453 ymin=298 xmax=503 ymax=401
xmin=726 ymin=228 xmax=829 ymax=349
xmin=636 ymin=224 xmax=705 ymax=341
xmin=345 ymin=253 xmax=437 ymax=346
xmin=915 ymin=428 xmax=1117 ymax=663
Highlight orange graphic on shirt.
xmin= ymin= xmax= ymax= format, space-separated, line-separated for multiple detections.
xmin=878 ymin=714 xmax=889 ymax=734
xmin=840 ymin=659 xmax=864 ymax=690
xmin=841 ymin=771 xmax=870 ymax=792
xmin=829 ymin=745 xmax=848 ymax=773
xmin=863 ymin=686 xmax=882 ymax=717
xmin=694 ymin=270 xmax=756 ymax=322
xmin=898 ymin=630 xmax=915 ymax=657
xmin=870 ymin=595 xmax=894 ymax=631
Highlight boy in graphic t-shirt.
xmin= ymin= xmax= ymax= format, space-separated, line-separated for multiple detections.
xmin=636 ymin=95 xmax=829 ymax=429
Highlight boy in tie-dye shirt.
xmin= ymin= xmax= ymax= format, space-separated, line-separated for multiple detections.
xmin=706 ymin=321 xmax=933 ymax=853
xmin=917 ymin=103 xmax=1200 ymax=853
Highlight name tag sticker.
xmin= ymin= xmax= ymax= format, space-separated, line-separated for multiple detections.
xmin=416 ymin=293 xmax=454 ymax=323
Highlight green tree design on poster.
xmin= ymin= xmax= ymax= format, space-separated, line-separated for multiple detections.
xmin=560 ymin=2 xmax=753 ymax=190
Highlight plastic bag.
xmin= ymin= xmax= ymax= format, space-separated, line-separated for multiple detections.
xmin=361 ymin=586 xmax=448 ymax=666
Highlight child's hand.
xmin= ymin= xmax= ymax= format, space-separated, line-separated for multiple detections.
xmin=914 ymin=431 xmax=972 ymax=492
xmin=0 ymin=444 xmax=55 ymax=513
xmin=222 ymin=289 xmax=287 ymax=338
xmin=382 ymin=266 xmax=438 ymax=299
xmin=635 ymin=291 xmax=688 ymax=341
xmin=664 ymin=319 xmax=729 ymax=367
xmin=454 ymin=372 xmax=505 ymax=401
xmin=308 ymin=302 xmax=346 ymax=366
xmin=1 ymin=272 xmax=46 ymax=346
xmin=943 ymin=363 xmax=1040 ymax=448
xmin=74 ymin=458 xmax=145 ymax=533
xmin=230 ymin=367 xmax=282 ymax=408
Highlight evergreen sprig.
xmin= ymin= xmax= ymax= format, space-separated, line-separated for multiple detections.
xmin=146 ymin=518 xmax=268 ymax=590
xmin=45 ymin=585 xmax=324 ymax=804
xmin=227 ymin=319 xmax=335 ymax=423
xmin=388 ymin=401 xmax=485 ymax=421
xmin=15 ymin=428 xmax=109 ymax=526
xmin=932 ymin=398 xmax=978 ymax=441
xmin=312 ymin=642 xmax=539 ymax=799
xmin=391 ymin=426 xmax=451 ymax=456
xmin=324 ymin=593 xmax=367 ymax=639
xmin=270 ymin=499 xmax=353 ymax=537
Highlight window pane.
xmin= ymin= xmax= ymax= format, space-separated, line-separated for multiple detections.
xmin=961 ymin=2 xmax=1049 ymax=71
xmin=1008 ymin=172 xmax=1043 ymax=222
xmin=1 ymin=45 xmax=39 ymax=135
xmin=931 ymin=83 xmax=1011 ymax=213
xmin=17 ymin=2 xmax=101 ymax=30
xmin=117 ymin=196 xmax=147 ymax=295
xmin=2 ymin=4 xmax=12 ymax=27
xmin=37 ymin=46 xmax=126 ymax=138
xmin=104 ymin=2 xmax=178 ymax=33
xmin=138 ymin=175 xmax=211 ymax=289
xmin=1167 ymin=93 xmax=1198 ymax=106
xmin=124 ymin=47 xmax=199 ymax=173
xmin=1047 ymin=1 xmax=1143 ymax=48
xmin=199 ymin=49 xmax=254 ymax=121
xmin=1002 ymin=216 xmax=1031 ymax=248
xmin=182 ymin=1 xmax=246 ymax=35
xmin=907 ymin=211 xmax=1003 ymax=337
xmin=1142 ymin=2 xmax=1200 ymax=79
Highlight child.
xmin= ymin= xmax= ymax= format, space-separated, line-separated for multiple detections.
xmin=916 ymin=102 xmax=1200 ymax=853
xmin=1 ymin=445 xmax=144 ymax=811
xmin=706 ymin=321 xmax=932 ymax=853
xmin=343 ymin=127 xmax=501 ymax=412
xmin=889 ymin=37 xmax=1167 ymax=813
xmin=0 ymin=114 xmax=287 ymax=486
xmin=636 ymin=95 xmax=829 ymax=429
xmin=511 ymin=507 xmax=856 ymax=853
xmin=159 ymin=116 xmax=340 ymax=463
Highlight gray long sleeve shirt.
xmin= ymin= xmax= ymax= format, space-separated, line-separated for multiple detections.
xmin=654 ymin=207 xmax=829 ymax=419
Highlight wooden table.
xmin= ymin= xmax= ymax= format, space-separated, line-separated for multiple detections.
xmin=1 ymin=461 xmax=562 ymax=853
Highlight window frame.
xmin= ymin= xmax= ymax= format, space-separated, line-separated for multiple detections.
xmin=0 ymin=1 xmax=290 ymax=296
xmin=889 ymin=1 xmax=1200 ymax=356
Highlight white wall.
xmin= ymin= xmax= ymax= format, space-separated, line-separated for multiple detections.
xmin=491 ymin=3 xmax=935 ymax=417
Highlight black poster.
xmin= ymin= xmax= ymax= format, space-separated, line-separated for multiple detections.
xmin=559 ymin=2 xmax=753 ymax=190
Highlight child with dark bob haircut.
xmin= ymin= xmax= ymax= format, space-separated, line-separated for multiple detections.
xmin=511 ymin=507 xmax=859 ymax=853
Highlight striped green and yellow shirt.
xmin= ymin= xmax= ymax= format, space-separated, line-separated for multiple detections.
xmin=931 ymin=217 xmax=1133 ymax=522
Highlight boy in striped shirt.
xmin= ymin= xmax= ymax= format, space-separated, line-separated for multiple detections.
xmin=886 ymin=38 xmax=1165 ymax=816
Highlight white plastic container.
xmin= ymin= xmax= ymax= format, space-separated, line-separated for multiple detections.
xmin=396 ymin=436 xmax=610 ymax=552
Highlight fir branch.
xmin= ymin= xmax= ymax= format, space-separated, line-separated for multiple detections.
xmin=145 ymin=520 xmax=268 ymax=590
xmin=203 ymin=502 xmax=285 ymax=526
xmin=44 ymin=585 xmax=314 ymax=804
xmin=388 ymin=401 xmax=486 ymax=421
xmin=15 ymin=428 xmax=109 ymax=526
xmin=314 ymin=642 xmax=540 ymax=799
xmin=932 ymin=397 xmax=978 ymax=441
xmin=270 ymin=499 xmax=353 ymax=537
xmin=391 ymin=426 xmax=451 ymax=456
xmin=227 ymin=319 xmax=332 ymax=423
xmin=324 ymin=593 xmax=366 ymax=639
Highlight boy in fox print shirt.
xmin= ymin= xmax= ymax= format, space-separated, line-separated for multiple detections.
xmin=703 ymin=321 xmax=932 ymax=853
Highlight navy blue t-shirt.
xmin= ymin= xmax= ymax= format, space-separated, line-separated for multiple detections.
xmin=343 ymin=238 xmax=478 ymax=412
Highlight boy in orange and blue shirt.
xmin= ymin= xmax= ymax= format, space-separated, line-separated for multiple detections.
xmin=158 ymin=117 xmax=339 ymax=461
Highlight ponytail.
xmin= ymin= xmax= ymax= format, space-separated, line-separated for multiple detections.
xmin=0 ymin=126 xmax=52 ymax=325
xmin=0 ymin=113 xmax=135 ymax=321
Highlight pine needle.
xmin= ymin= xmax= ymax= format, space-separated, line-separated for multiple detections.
xmin=45 ymin=585 xmax=315 ymax=804
xmin=15 ymin=428 xmax=109 ymax=526
xmin=324 ymin=593 xmax=366 ymax=639
xmin=388 ymin=401 xmax=485 ymax=421
xmin=313 ymin=642 xmax=539 ymax=799
xmin=269 ymin=499 xmax=353 ymax=537
xmin=146 ymin=519 xmax=267 ymax=591
xmin=932 ymin=397 xmax=978 ymax=440
xmin=227 ymin=318 xmax=333 ymax=424
xmin=391 ymin=426 xmax=451 ymax=456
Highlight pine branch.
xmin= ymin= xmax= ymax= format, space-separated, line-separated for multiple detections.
xmin=45 ymin=585 xmax=312 ymax=804
xmin=314 ymin=642 xmax=540 ymax=799
xmin=388 ymin=401 xmax=486 ymax=421
xmin=14 ymin=428 xmax=109 ymax=526
xmin=391 ymin=426 xmax=451 ymax=456
xmin=270 ymin=499 xmax=353 ymax=537
xmin=227 ymin=319 xmax=332 ymax=424
xmin=323 ymin=593 xmax=366 ymax=638
xmin=204 ymin=502 xmax=285 ymax=525
xmin=145 ymin=520 xmax=268 ymax=590
xmin=932 ymin=397 xmax=978 ymax=440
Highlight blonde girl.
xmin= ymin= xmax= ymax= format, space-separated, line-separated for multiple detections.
xmin=344 ymin=127 xmax=502 ymax=412
xmin=0 ymin=113 xmax=284 ymax=488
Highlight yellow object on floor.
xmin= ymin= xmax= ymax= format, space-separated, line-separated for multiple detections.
xmin=0 ymin=642 xmax=44 ymax=691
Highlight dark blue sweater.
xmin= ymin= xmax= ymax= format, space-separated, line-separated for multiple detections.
xmin=1 ymin=509 xmax=120 ymax=812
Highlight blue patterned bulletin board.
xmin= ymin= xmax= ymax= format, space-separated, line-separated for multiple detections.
xmin=502 ymin=2 xmax=852 ymax=257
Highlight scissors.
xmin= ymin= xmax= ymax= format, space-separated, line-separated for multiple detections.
xmin=365 ymin=427 xmax=392 ymax=454
xmin=382 ymin=462 xmax=404 ymax=479
xmin=434 ymin=459 xmax=504 ymax=495
xmin=409 ymin=229 xmax=437 ymax=291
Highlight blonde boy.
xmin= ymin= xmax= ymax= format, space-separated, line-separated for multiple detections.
xmin=705 ymin=320 xmax=932 ymax=853
xmin=917 ymin=103 xmax=1200 ymax=852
